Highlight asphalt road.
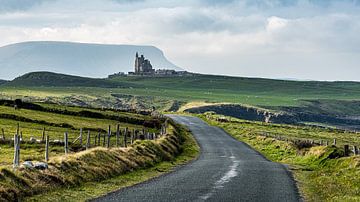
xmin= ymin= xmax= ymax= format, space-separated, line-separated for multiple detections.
xmin=94 ymin=115 xmax=301 ymax=202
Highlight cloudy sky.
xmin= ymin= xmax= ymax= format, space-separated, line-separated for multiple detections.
xmin=0 ymin=0 xmax=359 ymax=81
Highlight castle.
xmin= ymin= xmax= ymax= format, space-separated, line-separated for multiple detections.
xmin=109 ymin=52 xmax=191 ymax=78
xmin=134 ymin=52 xmax=155 ymax=74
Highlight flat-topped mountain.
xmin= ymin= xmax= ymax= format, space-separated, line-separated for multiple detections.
xmin=0 ymin=41 xmax=182 ymax=80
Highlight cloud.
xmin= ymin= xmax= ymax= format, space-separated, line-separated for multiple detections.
xmin=0 ymin=0 xmax=55 ymax=12
xmin=0 ymin=0 xmax=359 ymax=80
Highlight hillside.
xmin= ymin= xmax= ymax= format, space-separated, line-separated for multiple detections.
xmin=0 ymin=41 xmax=182 ymax=80
xmin=3 ymin=71 xmax=360 ymax=129
xmin=6 ymin=72 xmax=132 ymax=88
xmin=0 ymin=79 xmax=7 ymax=85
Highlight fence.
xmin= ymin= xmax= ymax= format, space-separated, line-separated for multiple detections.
xmin=207 ymin=115 xmax=360 ymax=156
xmin=258 ymin=132 xmax=359 ymax=156
xmin=1 ymin=121 xmax=169 ymax=169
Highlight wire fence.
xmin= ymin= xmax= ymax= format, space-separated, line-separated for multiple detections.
xmin=1 ymin=121 xmax=169 ymax=169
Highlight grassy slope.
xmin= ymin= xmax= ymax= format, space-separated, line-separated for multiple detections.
xmin=26 ymin=121 xmax=199 ymax=201
xmin=108 ymin=74 xmax=360 ymax=105
xmin=0 ymin=103 xmax=155 ymax=168
xmin=3 ymin=72 xmax=360 ymax=108
xmin=0 ymin=120 xmax=199 ymax=201
xmin=6 ymin=72 xmax=126 ymax=88
xmin=201 ymin=114 xmax=360 ymax=201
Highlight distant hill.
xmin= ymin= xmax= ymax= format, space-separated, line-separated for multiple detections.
xmin=0 ymin=79 xmax=7 ymax=85
xmin=0 ymin=41 xmax=182 ymax=80
xmin=6 ymin=72 xmax=132 ymax=88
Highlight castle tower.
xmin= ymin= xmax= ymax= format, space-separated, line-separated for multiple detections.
xmin=134 ymin=52 xmax=154 ymax=74
xmin=135 ymin=52 xmax=140 ymax=73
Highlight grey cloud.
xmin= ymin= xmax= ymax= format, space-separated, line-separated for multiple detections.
xmin=0 ymin=0 xmax=55 ymax=12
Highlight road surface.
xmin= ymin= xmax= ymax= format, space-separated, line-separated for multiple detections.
xmin=94 ymin=115 xmax=301 ymax=202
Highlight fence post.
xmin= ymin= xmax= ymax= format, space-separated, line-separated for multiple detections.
xmin=79 ymin=128 xmax=83 ymax=146
xmin=344 ymin=145 xmax=350 ymax=156
xmin=13 ymin=133 xmax=19 ymax=169
xmin=333 ymin=139 xmax=336 ymax=146
xmin=86 ymin=130 xmax=91 ymax=150
xmin=45 ymin=135 xmax=49 ymax=162
xmin=1 ymin=128 xmax=4 ymax=140
xmin=16 ymin=124 xmax=20 ymax=166
xmin=352 ymin=146 xmax=358 ymax=155
xmin=98 ymin=132 xmax=101 ymax=146
xmin=131 ymin=129 xmax=135 ymax=144
xmin=107 ymin=125 xmax=111 ymax=148
xmin=94 ymin=133 xmax=97 ymax=146
xmin=116 ymin=124 xmax=120 ymax=147
xmin=124 ymin=127 xmax=128 ymax=148
xmin=42 ymin=127 xmax=46 ymax=142
xmin=64 ymin=132 xmax=68 ymax=155
xmin=103 ymin=133 xmax=106 ymax=147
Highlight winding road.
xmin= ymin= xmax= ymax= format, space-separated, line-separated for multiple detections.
xmin=94 ymin=115 xmax=301 ymax=202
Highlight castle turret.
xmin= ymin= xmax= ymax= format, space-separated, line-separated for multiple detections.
xmin=134 ymin=52 xmax=154 ymax=74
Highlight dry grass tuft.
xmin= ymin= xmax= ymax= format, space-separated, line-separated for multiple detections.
xmin=0 ymin=122 xmax=185 ymax=201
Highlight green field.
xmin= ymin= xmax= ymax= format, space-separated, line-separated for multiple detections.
xmin=0 ymin=101 xmax=160 ymax=168
xmin=2 ymin=72 xmax=360 ymax=113
xmin=201 ymin=114 xmax=360 ymax=201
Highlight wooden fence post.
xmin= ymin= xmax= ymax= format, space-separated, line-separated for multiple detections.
xmin=352 ymin=146 xmax=358 ymax=155
xmin=79 ymin=128 xmax=83 ymax=146
xmin=1 ymin=128 xmax=4 ymax=140
xmin=333 ymin=139 xmax=336 ymax=146
xmin=86 ymin=130 xmax=91 ymax=150
xmin=116 ymin=124 xmax=120 ymax=147
xmin=98 ymin=132 xmax=101 ymax=146
xmin=45 ymin=135 xmax=49 ymax=162
xmin=344 ymin=145 xmax=350 ymax=156
xmin=103 ymin=133 xmax=106 ymax=147
xmin=94 ymin=133 xmax=97 ymax=146
xmin=13 ymin=133 xmax=19 ymax=169
xmin=107 ymin=125 xmax=111 ymax=148
xmin=64 ymin=132 xmax=69 ymax=155
xmin=131 ymin=129 xmax=135 ymax=144
xmin=16 ymin=124 xmax=20 ymax=166
xmin=42 ymin=127 xmax=46 ymax=142
xmin=124 ymin=127 xmax=128 ymax=148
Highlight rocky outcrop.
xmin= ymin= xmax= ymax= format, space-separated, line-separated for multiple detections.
xmin=185 ymin=104 xmax=360 ymax=130
xmin=185 ymin=104 xmax=298 ymax=124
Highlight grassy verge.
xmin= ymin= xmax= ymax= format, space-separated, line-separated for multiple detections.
xmin=0 ymin=119 xmax=199 ymax=201
xmin=26 ymin=121 xmax=199 ymax=201
xmin=199 ymin=114 xmax=360 ymax=201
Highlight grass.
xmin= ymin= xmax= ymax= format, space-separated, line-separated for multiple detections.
xmin=26 ymin=120 xmax=199 ymax=201
xmin=0 ymin=101 xmax=160 ymax=169
xmin=200 ymin=114 xmax=360 ymax=201
xmin=0 ymin=118 xmax=198 ymax=201
xmin=2 ymin=72 xmax=360 ymax=110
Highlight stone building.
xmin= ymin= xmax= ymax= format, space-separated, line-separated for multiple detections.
xmin=134 ymin=52 xmax=154 ymax=74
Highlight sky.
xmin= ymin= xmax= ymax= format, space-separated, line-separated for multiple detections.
xmin=0 ymin=0 xmax=359 ymax=81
